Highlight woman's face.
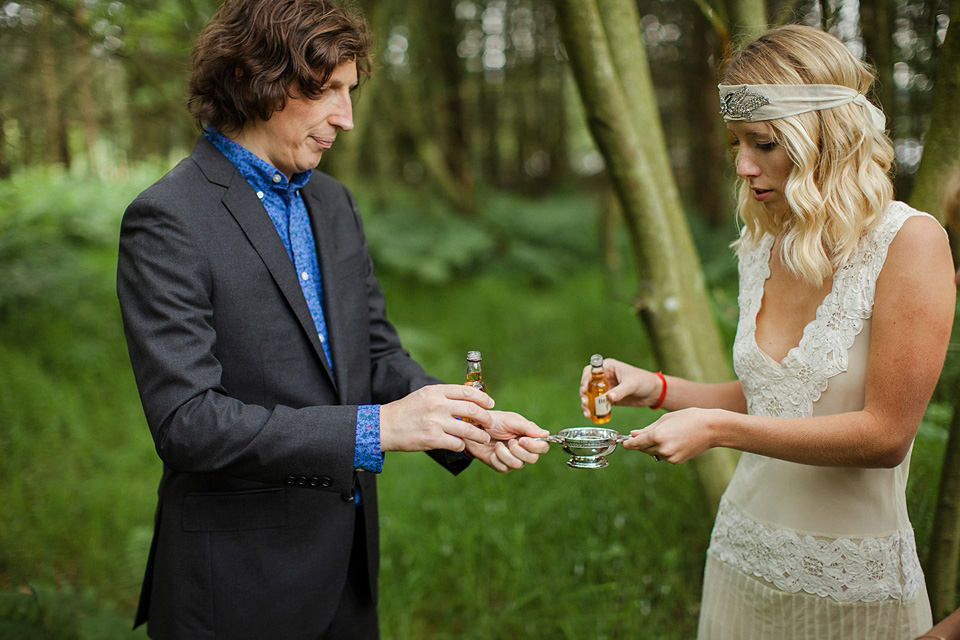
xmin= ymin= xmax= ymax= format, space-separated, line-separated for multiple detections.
xmin=727 ymin=120 xmax=795 ymax=218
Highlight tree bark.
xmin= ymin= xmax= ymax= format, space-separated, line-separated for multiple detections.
xmin=913 ymin=1 xmax=960 ymax=622
xmin=928 ymin=399 xmax=960 ymax=622
xmin=553 ymin=0 xmax=738 ymax=514
xmin=910 ymin=0 xmax=960 ymax=221
xmin=688 ymin=10 xmax=733 ymax=225
xmin=37 ymin=10 xmax=69 ymax=167
xmin=860 ymin=0 xmax=896 ymax=123
xmin=724 ymin=0 xmax=768 ymax=44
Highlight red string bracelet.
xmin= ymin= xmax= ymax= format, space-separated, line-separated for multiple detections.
xmin=651 ymin=372 xmax=668 ymax=410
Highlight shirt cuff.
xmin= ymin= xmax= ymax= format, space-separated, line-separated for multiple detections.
xmin=354 ymin=405 xmax=383 ymax=473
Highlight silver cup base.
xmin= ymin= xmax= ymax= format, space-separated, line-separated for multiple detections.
xmin=567 ymin=456 xmax=610 ymax=469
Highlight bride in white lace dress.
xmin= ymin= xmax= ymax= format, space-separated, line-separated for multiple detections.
xmin=580 ymin=25 xmax=955 ymax=640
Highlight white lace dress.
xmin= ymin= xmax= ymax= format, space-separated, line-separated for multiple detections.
xmin=696 ymin=202 xmax=935 ymax=640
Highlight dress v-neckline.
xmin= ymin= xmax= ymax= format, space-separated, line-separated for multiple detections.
xmin=751 ymin=235 xmax=836 ymax=367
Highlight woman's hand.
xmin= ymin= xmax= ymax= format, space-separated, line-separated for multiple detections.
xmin=579 ymin=357 xmax=665 ymax=419
xmin=622 ymin=408 xmax=721 ymax=464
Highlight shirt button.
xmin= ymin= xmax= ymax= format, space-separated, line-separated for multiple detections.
xmin=318 ymin=333 xmax=325 ymax=343
xmin=301 ymin=271 xmax=309 ymax=281
xmin=272 ymin=174 xmax=282 ymax=183
xmin=256 ymin=191 xmax=264 ymax=199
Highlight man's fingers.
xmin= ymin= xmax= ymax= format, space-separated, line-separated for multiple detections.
xmin=505 ymin=438 xmax=541 ymax=464
xmin=439 ymin=383 xmax=495 ymax=408
xmin=492 ymin=442 xmax=524 ymax=470
xmin=457 ymin=421 xmax=491 ymax=444
xmin=517 ymin=436 xmax=550 ymax=455
xmin=454 ymin=403 xmax=493 ymax=430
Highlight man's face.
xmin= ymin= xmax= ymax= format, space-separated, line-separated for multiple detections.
xmin=241 ymin=60 xmax=358 ymax=178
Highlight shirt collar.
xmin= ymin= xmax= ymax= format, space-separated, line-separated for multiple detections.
xmin=204 ymin=127 xmax=312 ymax=193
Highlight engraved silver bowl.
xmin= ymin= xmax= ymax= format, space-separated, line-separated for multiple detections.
xmin=538 ymin=427 xmax=629 ymax=469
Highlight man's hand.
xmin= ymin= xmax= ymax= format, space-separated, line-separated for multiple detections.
xmin=380 ymin=384 xmax=493 ymax=453
xmin=463 ymin=410 xmax=550 ymax=473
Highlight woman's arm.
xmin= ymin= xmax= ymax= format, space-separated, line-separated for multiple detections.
xmin=626 ymin=215 xmax=955 ymax=466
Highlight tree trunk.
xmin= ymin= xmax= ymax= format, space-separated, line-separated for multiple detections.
xmin=37 ymin=10 xmax=69 ymax=167
xmin=928 ymin=397 xmax=960 ymax=622
xmin=914 ymin=0 xmax=960 ymax=622
xmin=688 ymin=11 xmax=733 ymax=225
xmin=0 ymin=113 xmax=9 ymax=177
xmin=860 ymin=0 xmax=895 ymax=123
xmin=74 ymin=21 xmax=100 ymax=176
xmin=910 ymin=0 xmax=960 ymax=221
xmin=553 ymin=0 xmax=738 ymax=514
xmin=724 ymin=0 xmax=768 ymax=44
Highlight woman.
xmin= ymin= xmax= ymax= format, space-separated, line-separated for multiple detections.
xmin=581 ymin=25 xmax=955 ymax=639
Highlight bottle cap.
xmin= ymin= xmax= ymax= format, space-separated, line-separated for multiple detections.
xmin=467 ymin=350 xmax=482 ymax=361
xmin=590 ymin=354 xmax=603 ymax=367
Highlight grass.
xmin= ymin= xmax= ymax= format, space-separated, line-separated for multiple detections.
xmin=0 ymin=169 xmax=955 ymax=638
xmin=374 ymin=269 xmax=712 ymax=640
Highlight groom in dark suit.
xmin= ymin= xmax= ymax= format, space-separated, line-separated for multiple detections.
xmin=117 ymin=1 xmax=548 ymax=638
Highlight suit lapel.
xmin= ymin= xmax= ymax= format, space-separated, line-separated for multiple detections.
xmin=303 ymin=183 xmax=349 ymax=403
xmin=193 ymin=139 xmax=338 ymax=390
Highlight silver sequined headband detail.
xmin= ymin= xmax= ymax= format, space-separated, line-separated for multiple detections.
xmin=718 ymin=83 xmax=887 ymax=130
xmin=719 ymin=86 xmax=770 ymax=121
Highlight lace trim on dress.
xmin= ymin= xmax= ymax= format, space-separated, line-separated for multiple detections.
xmin=732 ymin=202 xmax=925 ymax=418
xmin=709 ymin=498 xmax=924 ymax=603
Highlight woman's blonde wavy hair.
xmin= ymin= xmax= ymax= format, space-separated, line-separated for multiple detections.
xmin=722 ymin=25 xmax=895 ymax=285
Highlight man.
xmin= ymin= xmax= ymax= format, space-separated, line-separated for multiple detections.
xmin=117 ymin=1 xmax=548 ymax=638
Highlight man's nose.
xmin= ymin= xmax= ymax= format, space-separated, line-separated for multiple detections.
xmin=330 ymin=93 xmax=354 ymax=131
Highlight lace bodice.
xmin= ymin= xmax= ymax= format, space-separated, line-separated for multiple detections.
xmin=732 ymin=201 xmax=922 ymax=418
xmin=711 ymin=201 xmax=935 ymax=604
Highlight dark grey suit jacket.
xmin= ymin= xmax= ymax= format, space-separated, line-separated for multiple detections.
xmin=118 ymin=137 xmax=469 ymax=639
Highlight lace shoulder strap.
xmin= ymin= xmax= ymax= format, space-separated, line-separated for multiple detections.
xmin=836 ymin=201 xmax=937 ymax=317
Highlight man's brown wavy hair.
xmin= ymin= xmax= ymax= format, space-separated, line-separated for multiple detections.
xmin=188 ymin=0 xmax=371 ymax=133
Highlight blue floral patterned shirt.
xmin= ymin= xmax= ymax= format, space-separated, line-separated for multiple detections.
xmin=205 ymin=128 xmax=383 ymax=474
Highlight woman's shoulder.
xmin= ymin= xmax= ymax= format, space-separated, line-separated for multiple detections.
xmin=881 ymin=200 xmax=947 ymax=245
xmin=878 ymin=201 xmax=952 ymax=287
xmin=863 ymin=200 xmax=946 ymax=257
xmin=880 ymin=200 xmax=944 ymax=231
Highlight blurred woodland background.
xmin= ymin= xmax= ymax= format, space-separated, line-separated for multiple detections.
xmin=2 ymin=0 xmax=960 ymax=638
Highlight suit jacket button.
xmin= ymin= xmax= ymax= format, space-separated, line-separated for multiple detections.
xmin=285 ymin=475 xmax=296 ymax=485
xmin=320 ymin=476 xmax=332 ymax=488
xmin=309 ymin=477 xmax=320 ymax=487
xmin=298 ymin=476 xmax=307 ymax=486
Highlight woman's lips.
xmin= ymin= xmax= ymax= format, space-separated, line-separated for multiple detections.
xmin=752 ymin=188 xmax=772 ymax=201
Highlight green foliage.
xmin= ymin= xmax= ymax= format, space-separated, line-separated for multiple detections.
xmin=0 ymin=168 xmax=159 ymax=625
xmin=0 ymin=584 xmax=147 ymax=640
xmin=356 ymin=180 xmax=602 ymax=286
xmin=0 ymin=166 xmax=159 ymax=313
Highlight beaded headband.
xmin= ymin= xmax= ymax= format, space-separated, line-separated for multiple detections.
xmin=718 ymin=84 xmax=886 ymax=130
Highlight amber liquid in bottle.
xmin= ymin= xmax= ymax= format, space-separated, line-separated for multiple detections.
xmin=463 ymin=351 xmax=485 ymax=425
xmin=586 ymin=353 xmax=612 ymax=424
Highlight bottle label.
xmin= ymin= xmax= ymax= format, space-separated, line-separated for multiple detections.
xmin=594 ymin=394 xmax=611 ymax=417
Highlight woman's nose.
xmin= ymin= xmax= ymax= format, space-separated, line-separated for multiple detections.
xmin=736 ymin=152 xmax=760 ymax=179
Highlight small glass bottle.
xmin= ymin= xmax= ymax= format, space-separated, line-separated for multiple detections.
xmin=586 ymin=353 xmax=612 ymax=424
xmin=464 ymin=350 xmax=486 ymax=392
xmin=463 ymin=351 xmax=486 ymax=426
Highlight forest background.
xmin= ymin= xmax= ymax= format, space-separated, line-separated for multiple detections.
xmin=1 ymin=0 xmax=959 ymax=638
